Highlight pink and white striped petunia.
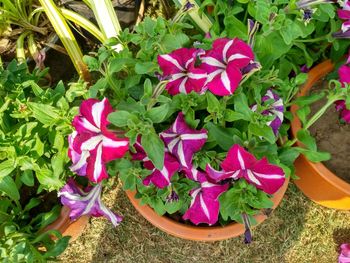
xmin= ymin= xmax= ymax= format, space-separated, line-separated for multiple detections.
xmin=251 ymin=89 xmax=284 ymax=135
xmin=158 ymin=48 xmax=207 ymax=95
xmin=200 ymin=38 xmax=255 ymax=96
xmin=160 ymin=112 xmax=208 ymax=168
xmin=182 ymin=167 xmax=228 ymax=225
xmin=143 ymin=153 xmax=180 ymax=188
xmin=69 ymin=98 xmax=129 ymax=183
xmin=336 ymin=65 xmax=350 ymax=123
xmin=58 ymin=178 xmax=122 ymax=226
xmin=206 ymin=144 xmax=285 ymax=195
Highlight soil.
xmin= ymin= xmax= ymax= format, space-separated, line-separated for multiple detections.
xmin=309 ymin=80 xmax=350 ymax=183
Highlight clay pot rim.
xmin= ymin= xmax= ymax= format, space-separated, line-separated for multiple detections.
xmin=44 ymin=205 xmax=89 ymax=242
xmin=125 ymin=178 xmax=289 ymax=241
xmin=290 ymin=59 xmax=350 ymax=194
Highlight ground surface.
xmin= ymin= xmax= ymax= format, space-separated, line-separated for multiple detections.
xmin=59 ymin=182 xmax=350 ymax=263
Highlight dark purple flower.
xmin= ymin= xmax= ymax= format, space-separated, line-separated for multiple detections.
xmin=251 ymin=89 xmax=284 ymax=135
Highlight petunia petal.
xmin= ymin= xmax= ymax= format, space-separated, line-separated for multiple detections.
xmin=86 ymin=143 xmax=109 ymax=183
xmin=206 ymin=62 xmax=242 ymax=96
xmin=102 ymin=131 xmax=129 ymax=162
xmin=58 ymin=179 xmax=122 ymax=226
xmin=161 ymin=113 xmax=207 ymax=168
xmin=182 ymin=180 xmax=228 ymax=225
xmin=247 ymin=158 xmax=285 ymax=195
xmin=206 ymin=164 xmax=238 ymax=182
xmin=143 ymin=153 xmax=180 ymax=188
xmin=221 ymin=144 xmax=256 ymax=173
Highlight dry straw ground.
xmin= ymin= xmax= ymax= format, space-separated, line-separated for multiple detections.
xmin=59 ymin=182 xmax=350 ymax=263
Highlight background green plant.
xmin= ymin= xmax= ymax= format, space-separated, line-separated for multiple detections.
xmin=0 ymin=61 xmax=88 ymax=262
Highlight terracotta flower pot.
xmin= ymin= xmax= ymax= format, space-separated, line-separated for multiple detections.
xmin=291 ymin=60 xmax=350 ymax=210
xmin=125 ymin=178 xmax=289 ymax=241
xmin=44 ymin=206 xmax=89 ymax=242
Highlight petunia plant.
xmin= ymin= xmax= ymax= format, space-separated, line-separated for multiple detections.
xmin=57 ymin=1 xmax=349 ymax=243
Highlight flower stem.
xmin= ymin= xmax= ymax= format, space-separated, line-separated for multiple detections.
xmin=294 ymin=36 xmax=328 ymax=43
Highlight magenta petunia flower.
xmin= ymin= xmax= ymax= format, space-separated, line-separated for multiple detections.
xmin=206 ymin=144 xmax=285 ymax=195
xmin=157 ymin=48 xmax=207 ymax=95
xmin=182 ymin=167 xmax=228 ymax=225
xmin=58 ymin=178 xmax=122 ymax=226
xmin=339 ymin=243 xmax=350 ymax=263
xmin=251 ymin=89 xmax=284 ymax=135
xmin=333 ymin=1 xmax=350 ymax=39
xmin=336 ymin=65 xmax=350 ymax=123
xmin=143 ymin=153 xmax=180 ymax=189
xmin=200 ymin=38 xmax=255 ymax=96
xmin=160 ymin=112 xmax=208 ymax=168
xmin=69 ymin=98 xmax=129 ymax=183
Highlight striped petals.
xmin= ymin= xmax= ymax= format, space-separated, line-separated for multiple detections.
xmin=200 ymin=38 xmax=255 ymax=96
xmin=182 ymin=169 xmax=228 ymax=225
xmin=58 ymin=179 xmax=122 ymax=226
xmin=143 ymin=153 xmax=180 ymax=188
xmin=158 ymin=48 xmax=207 ymax=95
xmin=206 ymin=144 xmax=285 ymax=195
xmin=160 ymin=112 xmax=208 ymax=168
xmin=69 ymin=98 xmax=129 ymax=183
xmin=252 ymin=89 xmax=284 ymax=135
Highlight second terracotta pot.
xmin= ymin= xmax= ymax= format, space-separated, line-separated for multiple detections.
xmin=291 ymin=60 xmax=350 ymax=210
xmin=44 ymin=206 xmax=89 ymax=242
xmin=125 ymin=178 xmax=289 ymax=241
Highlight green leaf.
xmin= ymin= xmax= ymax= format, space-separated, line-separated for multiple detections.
xmin=145 ymin=104 xmax=169 ymax=123
xmin=44 ymin=236 xmax=70 ymax=258
xmin=234 ymin=92 xmax=252 ymax=121
xmin=205 ymin=122 xmax=235 ymax=151
xmin=224 ymin=109 xmax=245 ymax=122
xmin=296 ymin=106 xmax=311 ymax=125
xmin=296 ymin=129 xmax=317 ymax=151
xmin=249 ymin=123 xmax=276 ymax=144
xmin=21 ymin=170 xmax=34 ymax=187
xmin=32 ymin=133 xmax=44 ymax=157
xmin=141 ymin=132 xmax=165 ymax=170
xmin=0 ymin=159 xmax=16 ymax=179
xmin=296 ymin=147 xmax=331 ymax=162
xmin=108 ymin=111 xmax=133 ymax=127
xmin=135 ymin=62 xmax=158 ymax=75
xmin=28 ymin=102 xmax=60 ymax=125
xmin=36 ymin=168 xmax=63 ymax=191
xmin=0 ymin=176 xmax=20 ymax=201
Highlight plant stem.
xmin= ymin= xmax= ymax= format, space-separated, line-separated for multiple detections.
xmin=294 ymin=36 xmax=328 ymax=43
xmin=285 ymin=96 xmax=339 ymax=147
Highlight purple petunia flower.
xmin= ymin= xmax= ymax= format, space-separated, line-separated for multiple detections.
xmin=69 ymin=98 xmax=129 ymax=183
xmin=182 ymin=167 xmax=229 ymax=225
xmin=200 ymin=38 xmax=255 ymax=96
xmin=58 ymin=178 xmax=122 ymax=226
xmin=206 ymin=144 xmax=285 ymax=195
xmin=339 ymin=243 xmax=350 ymax=263
xmin=160 ymin=112 xmax=208 ymax=168
xmin=251 ymin=89 xmax=284 ymax=135
xmin=157 ymin=48 xmax=207 ymax=95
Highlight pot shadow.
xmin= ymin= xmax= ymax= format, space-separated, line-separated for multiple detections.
xmin=333 ymin=228 xmax=350 ymax=253
xmin=81 ymin=182 xmax=311 ymax=262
